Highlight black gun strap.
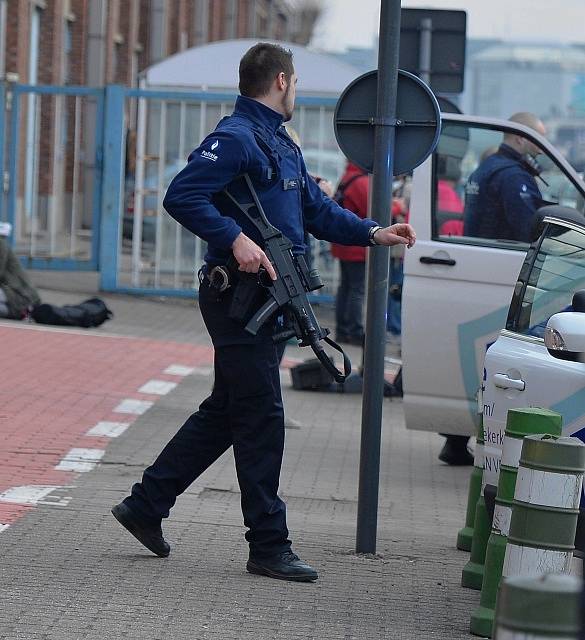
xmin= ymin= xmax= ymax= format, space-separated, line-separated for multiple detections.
xmin=313 ymin=336 xmax=352 ymax=384
xmin=222 ymin=175 xmax=280 ymax=242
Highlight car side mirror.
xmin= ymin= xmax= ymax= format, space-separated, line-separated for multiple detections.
xmin=545 ymin=312 xmax=585 ymax=352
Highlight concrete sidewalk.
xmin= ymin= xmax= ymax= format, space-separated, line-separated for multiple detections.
xmin=0 ymin=282 xmax=478 ymax=639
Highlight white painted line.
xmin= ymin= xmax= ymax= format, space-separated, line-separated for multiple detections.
xmin=0 ymin=524 xmax=9 ymax=533
xmin=0 ymin=485 xmax=65 ymax=505
xmin=114 ymin=398 xmax=153 ymax=415
xmin=164 ymin=365 xmax=195 ymax=376
xmin=55 ymin=448 xmax=105 ymax=473
xmin=86 ymin=421 xmax=131 ymax=438
xmin=0 ymin=319 xmax=136 ymax=340
xmin=138 ymin=380 xmax=178 ymax=395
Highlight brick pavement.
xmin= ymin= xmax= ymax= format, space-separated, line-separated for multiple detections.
xmin=0 ymin=294 xmax=479 ymax=640
xmin=0 ymin=322 xmax=214 ymax=529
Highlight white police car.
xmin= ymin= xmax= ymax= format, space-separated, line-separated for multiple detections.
xmin=482 ymin=206 xmax=585 ymax=551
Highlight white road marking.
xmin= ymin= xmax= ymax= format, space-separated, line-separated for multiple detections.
xmin=138 ymin=380 xmax=178 ymax=395
xmin=164 ymin=365 xmax=195 ymax=376
xmin=55 ymin=448 xmax=105 ymax=473
xmin=0 ymin=524 xmax=9 ymax=533
xmin=86 ymin=421 xmax=131 ymax=438
xmin=113 ymin=399 xmax=153 ymax=415
xmin=0 ymin=485 xmax=69 ymax=505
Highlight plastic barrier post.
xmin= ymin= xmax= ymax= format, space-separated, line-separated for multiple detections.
xmin=457 ymin=418 xmax=484 ymax=551
xmin=503 ymin=434 xmax=585 ymax=580
xmin=493 ymin=573 xmax=581 ymax=639
xmin=470 ymin=409 xmax=563 ymax=636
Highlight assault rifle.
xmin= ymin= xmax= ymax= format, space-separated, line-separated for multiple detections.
xmin=222 ymin=174 xmax=351 ymax=383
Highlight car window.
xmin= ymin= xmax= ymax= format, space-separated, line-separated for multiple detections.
xmin=536 ymin=155 xmax=585 ymax=212
xmin=509 ymin=224 xmax=585 ymax=338
xmin=431 ymin=122 xmax=585 ymax=248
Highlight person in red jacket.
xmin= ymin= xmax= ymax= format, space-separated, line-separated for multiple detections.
xmin=331 ymin=163 xmax=369 ymax=345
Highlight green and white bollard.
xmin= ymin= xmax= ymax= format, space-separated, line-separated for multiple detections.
xmin=493 ymin=573 xmax=582 ymax=639
xmin=470 ymin=409 xmax=562 ymax=636
xmin=457 ymin=419 xmax=484 ymax=552
xmin=503 ymin=434 xmax=585 ymax=578
xmin=461 ymin=485 xmax=491 ymax=589
xmin=461 ymin=489 xmax=490 ymax=589
xmin=462 ymin=408 xmax=561 ymax=591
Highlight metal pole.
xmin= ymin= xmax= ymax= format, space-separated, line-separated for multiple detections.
xmin=356 ymin=0 xmax=402 ymax=554
xmin=419 ymin=17 xmax=433 ymax=85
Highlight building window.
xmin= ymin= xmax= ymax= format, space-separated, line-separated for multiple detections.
xmin=64 ymin=20 xmax=72 ymax=84
xmin=28 ymin=5 xmax=41 ymax=84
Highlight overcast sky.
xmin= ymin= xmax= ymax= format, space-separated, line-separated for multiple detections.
xmin=310 ymin=0 xmax=585 ymax=53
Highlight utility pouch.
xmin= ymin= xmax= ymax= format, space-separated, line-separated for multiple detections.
xmin=228 ymin=274 xmax=267 ymax=325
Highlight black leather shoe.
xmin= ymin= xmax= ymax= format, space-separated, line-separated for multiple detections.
xmin=111 ymin=502 xmax=170 ymax=558
xmin=438 ymin=435 xmax=474 ymax=466
xmin=247 ymin=550 xmax=318 ymax=582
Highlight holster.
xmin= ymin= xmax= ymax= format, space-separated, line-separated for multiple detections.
xmin=227 ymin=272 xmax=267 ymax=325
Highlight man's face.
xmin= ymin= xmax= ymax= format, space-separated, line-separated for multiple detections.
xmin=281 ymin=72 xmax=297 ymax=122
xmin=523 ymin=122 xmax=546 ymax=158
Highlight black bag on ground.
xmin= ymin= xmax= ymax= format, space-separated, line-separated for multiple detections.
xmin=290 ymin=358 xmax=334 ymax=391
xmin=31 ymin=297 xmax=113 ymax=328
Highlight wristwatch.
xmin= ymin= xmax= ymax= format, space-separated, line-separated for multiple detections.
xmin=368 ymin=225 xmax=382 ymax=246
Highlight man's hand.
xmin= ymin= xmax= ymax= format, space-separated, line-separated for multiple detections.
xmin=232 ymin=232 xmax=277 ymax=280
xmin=373 ymin=223 xmax=416 ymax=248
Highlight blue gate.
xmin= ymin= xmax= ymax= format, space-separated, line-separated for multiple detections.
xmin=100 ymin=86 xmax=343 ymax=300
xmin=1 ymin=83 xmax=344 ymax=299
xmin=3 ymin=84 xmax=104 ymax=270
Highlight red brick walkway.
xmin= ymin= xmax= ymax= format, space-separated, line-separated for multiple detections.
xmin=0 ymin=324 xmax=214 ymax=526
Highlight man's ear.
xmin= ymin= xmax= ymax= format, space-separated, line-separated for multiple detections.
xmin=515 ymin=134 xmax=528 ymax=149
xmin=276 ymin=72 xmax=287 ymax=91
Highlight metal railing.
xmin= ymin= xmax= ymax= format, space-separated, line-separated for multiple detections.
xmin=2 ymin=83 xmax=347 ymax=300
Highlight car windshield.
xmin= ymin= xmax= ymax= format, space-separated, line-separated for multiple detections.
xmin=514 ymin=223 xmax=585 ymax=337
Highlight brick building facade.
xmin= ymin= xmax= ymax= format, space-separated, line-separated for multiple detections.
xmin=1 ymin=0 xmax=320 ymax=255
xmin=1 ymin=0 xmax=320 ymax=87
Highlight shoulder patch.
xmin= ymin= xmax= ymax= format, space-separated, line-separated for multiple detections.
xmin=465 ymin=180 xmax=480 ymax=196
xmin=201 ymin=139 xmax=219 ymax=162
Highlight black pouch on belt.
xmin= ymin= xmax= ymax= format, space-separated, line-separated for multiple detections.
xmin=227 ymin=273 xmax=267 ymax=325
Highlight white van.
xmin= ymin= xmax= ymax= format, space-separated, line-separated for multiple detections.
xmin=402 ymin=114 xmax=585 ymax=437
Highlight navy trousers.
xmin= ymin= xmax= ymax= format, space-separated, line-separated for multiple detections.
xmin=124 ymin=278 xmax=291 ymax=558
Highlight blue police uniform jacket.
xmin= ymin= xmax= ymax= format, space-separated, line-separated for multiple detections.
xmin=163 ymin=95 xmax=378 ymax=266
xmin=463 ymin=144 xmax=543 ymax=242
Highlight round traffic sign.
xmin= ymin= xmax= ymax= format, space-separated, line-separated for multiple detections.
xmin=334 ymin=69 xmax=441 ymax=175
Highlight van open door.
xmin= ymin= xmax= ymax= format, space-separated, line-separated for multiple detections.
xmin=402 ymin=114 xmax=585 ymax=435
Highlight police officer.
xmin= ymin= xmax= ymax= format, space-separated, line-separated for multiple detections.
xmin=463 ymin=112 xmax=547 ymax=242
xmin=111 ymin=43 xmax=416 ymax=582
xmin=438 ymin=112 xmax=548 ymax=467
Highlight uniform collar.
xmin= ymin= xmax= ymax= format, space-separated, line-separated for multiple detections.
xmin=234 ymin=95 xmax=284 ymax=134
xmin=499 ymin=143 xmax=523 ymax=162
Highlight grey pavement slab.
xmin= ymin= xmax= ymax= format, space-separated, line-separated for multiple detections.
xmin=0 ymin=354 xmax=479 ymax=640
xmin=0 ymin=274 xmax=478 ymax=639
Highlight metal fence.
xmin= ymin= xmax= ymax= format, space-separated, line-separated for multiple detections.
xmin=2 ymin=83 xmax=347 ymax=301
xmin=2 ymin=84 xmax=103 ymax=270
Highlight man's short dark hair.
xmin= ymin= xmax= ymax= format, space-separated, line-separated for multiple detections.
xmin=239 ymin=43 xmax=294 ymax=98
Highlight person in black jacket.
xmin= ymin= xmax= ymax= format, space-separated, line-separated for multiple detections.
xmin=463 ymin=112 xmax=547 ymax=242
xmin=439 ymin=112 xmax=548 ymax=467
